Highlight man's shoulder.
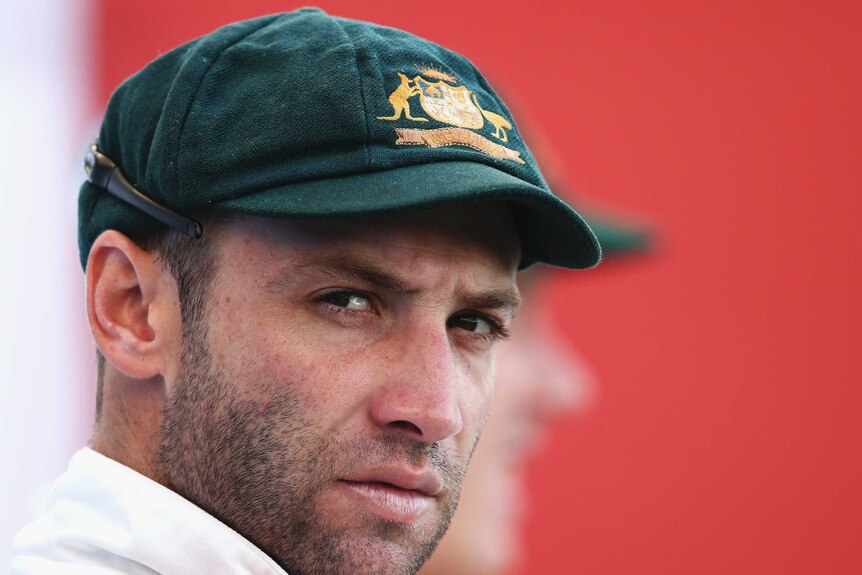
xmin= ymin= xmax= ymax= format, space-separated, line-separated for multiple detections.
xmin=9 ymin=550 xmax=156 ymax=575
xmin=10 ymin=448 xmax=288 ymax=575
xmin=9 ymin=448 xmax=160 ymax=574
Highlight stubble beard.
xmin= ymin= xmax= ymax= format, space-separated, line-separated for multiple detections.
xmin=157 ymin=314 xmax=468 ymax=575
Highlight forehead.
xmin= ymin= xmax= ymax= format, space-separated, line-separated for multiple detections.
xmin=213 ymin=204 xmax=522 ymax=283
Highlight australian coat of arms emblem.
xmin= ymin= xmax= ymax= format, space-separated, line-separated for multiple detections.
xmin=377 ymin=67 xmax=523 ymax=164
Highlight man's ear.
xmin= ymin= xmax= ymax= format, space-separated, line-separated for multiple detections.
xmin=86 ymin=230 xmax=179 ymax=380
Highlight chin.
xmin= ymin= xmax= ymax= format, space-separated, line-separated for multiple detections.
xmin=272 ymin=534 xmax=435 ymax=575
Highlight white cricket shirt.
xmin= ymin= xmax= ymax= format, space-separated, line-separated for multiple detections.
xmin=10 ymin=447 xmax=288 ymax=574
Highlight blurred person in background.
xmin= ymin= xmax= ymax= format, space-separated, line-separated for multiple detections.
xmin=420 ymin=218 xmax=649 ymax=575
xmin=420 ymin=118 xmax=650 ymax=574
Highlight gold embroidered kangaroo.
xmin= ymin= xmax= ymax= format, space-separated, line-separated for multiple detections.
xmin=470 ymin=93 xmax=512 ymax=142
xmin=377 ymin=73 xmax=428 ymax=122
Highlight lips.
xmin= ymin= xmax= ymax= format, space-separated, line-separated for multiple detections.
xmin=344 ymin=466 xmax=444 ymax=497
xmin=338 ymin=466 xmax=444 ymax=523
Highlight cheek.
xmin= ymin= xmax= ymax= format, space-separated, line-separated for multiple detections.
xmin=470 ymin=352 xmax=497 ymax=413
xmin=214 ymin=329 xmax=386 ymax=430
xmin=456 ymin=367 xmax=495 ymax=458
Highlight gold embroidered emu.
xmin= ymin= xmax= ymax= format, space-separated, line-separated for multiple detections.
xmin=377 ymin=73 xmax=428 ymax=122
xmin=470 ymin=93 xmax=512 ymax=142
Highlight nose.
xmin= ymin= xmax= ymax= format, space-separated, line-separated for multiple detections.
xmin=368 ymin=326 xmax=464 ymax=443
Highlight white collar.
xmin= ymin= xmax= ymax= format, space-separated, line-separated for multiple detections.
xmin=13 ymin=447 xmax=289 ymax=575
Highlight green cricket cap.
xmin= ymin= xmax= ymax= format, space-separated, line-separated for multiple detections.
xmin=78 ymin=8 xmax=601 ymax=270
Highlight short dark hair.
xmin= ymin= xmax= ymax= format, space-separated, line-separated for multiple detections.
xmin=93 ymin=212 xmax=227 ymax=420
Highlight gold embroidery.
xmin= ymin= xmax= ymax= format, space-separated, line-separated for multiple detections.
xmin=395 ymin=127 xmax=525 ymax=164
xmin=378 ymin=70 xmax=519 ymax=150
xmin=470 ymin=93 xmax=512 ymax=142
xmin=415 ymin=78 xmax=484 ymax=129
xmin=417 ymin=65 xmax=458 ymax=84
xmin=377 ymin=73 xmax=428 ymax=122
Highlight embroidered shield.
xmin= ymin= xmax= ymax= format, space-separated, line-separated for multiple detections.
xmin=415 ymin=77 xmax=484 ymax=129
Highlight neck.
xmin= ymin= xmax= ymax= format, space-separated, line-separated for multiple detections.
xmin=90 ymin=372 xmax=168 ymax=485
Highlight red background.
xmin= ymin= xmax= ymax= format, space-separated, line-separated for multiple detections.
xmin=94 ymin=1 xmax=862 ymax=573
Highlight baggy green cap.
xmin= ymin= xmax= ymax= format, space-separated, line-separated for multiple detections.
xmin=78 ymin=8 xmax=601 ymax=269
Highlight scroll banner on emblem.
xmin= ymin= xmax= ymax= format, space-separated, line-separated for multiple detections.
xmin=395 ymin=128 xmax=525 ymax=164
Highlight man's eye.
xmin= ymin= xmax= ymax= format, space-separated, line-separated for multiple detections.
xmin=322 ymin=292 xmax=372 ymax=311
xmin=447 ymin=314 xmax=496 ymax=336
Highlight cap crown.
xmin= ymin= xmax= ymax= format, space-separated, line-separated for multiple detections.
xmin=79 ymin=8 xmax=600 ymax=269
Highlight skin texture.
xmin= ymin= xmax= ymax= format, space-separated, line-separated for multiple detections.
xmin=419 ymin=283 xmax=595 ymax=575
xmin=88 ymin=205 xmax=521 ymax=575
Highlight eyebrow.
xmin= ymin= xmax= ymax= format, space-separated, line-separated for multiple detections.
xmin=267 ymin=253 xmax=521 ymax=314
xmin=460 ymin=289 xmax=522 ymax=316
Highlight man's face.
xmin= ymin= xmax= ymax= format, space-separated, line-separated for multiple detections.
xmin=157 ymin=205 xmax=521 ymax=575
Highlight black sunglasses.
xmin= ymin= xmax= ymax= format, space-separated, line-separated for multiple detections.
xmin=84 ymin=143 xmax=203 ymax=239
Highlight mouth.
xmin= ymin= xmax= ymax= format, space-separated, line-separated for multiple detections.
xmin=338 ymin=467 xmax=444 ymax=524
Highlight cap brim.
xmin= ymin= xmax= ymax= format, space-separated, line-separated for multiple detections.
xmin=582 ymin=214 xmax=651 ymax=256
xmin=216 ymin=160 xmax=601 ymax=269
